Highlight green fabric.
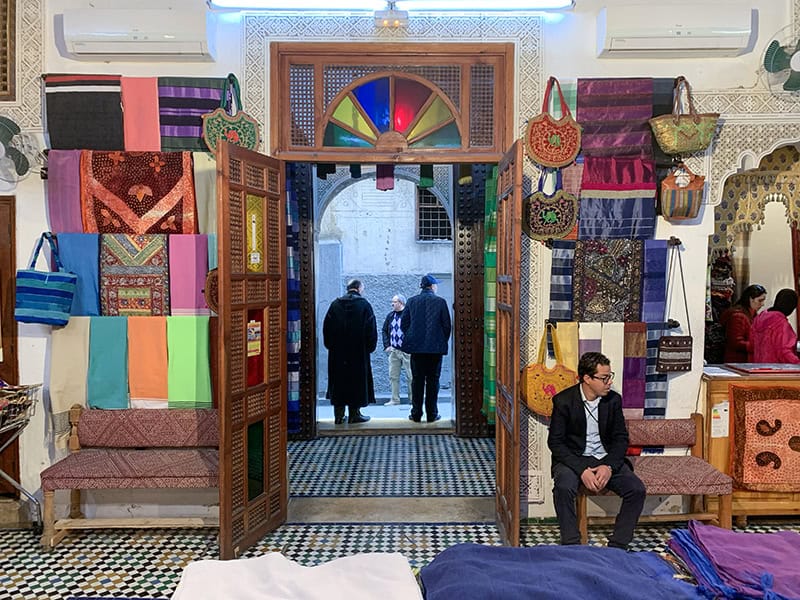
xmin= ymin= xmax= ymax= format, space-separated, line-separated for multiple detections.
xmin=482 ymin=165 xmax=498 ymax=425
xmin=167 ymin=316 xmax=212 ymax=408
xmin=419 ymin=164 xmax=434 ymax=188
xmin=548 ymin=80 xmax=577 ymax=118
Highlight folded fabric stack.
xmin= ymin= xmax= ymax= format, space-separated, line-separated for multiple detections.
xmin=668 ymin=520 xmax=800 ymax=599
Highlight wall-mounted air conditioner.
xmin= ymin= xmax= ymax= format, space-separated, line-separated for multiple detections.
xmin=597 ymin=4 xmax=753 ymax=58
xmin=62 ymin=9 xmax=217 ymax=61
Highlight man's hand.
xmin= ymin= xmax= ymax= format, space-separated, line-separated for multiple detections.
xmin=581 ymin=468 xmax=601 ymax=492
xmin=593 ymin=465 xmax=612 ymax=490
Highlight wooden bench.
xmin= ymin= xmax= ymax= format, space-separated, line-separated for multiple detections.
xmin=577 ymin=413 xmax=732 ymax=544
xmin=40 ymin=404 xmax=219 ymax=549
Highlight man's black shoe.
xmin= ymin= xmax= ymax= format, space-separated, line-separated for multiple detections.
xmin=348 ymin=413 xmax=371 ymax=423
xmin=334 ymin=406 xmax=346 ymax=425
xmin=427 ymin=414 xmax=442 ymax=423
xmin=408 ymin=415 xmax=421 ymax=422
xmin=334 ymin=416 xmax=345 ymax=424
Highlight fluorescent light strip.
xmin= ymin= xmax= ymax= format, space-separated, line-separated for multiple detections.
xmin=209 ymin=0 xmax=573 ymax=9
xmin=210 ymin=1 xmax=385 ymax=8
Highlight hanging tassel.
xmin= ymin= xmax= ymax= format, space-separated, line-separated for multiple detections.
xmin=376 ymin=164 xmax=395 ymax=191
xmin=316 ymin=163 xmax=336 ymax=180
xmin=349 ymin=164 xmax=362 ymax=179
xmin=419 ymin=164 xmax=434 ymax=188
xmin=458 ymin=163 xmax=473 ymax=186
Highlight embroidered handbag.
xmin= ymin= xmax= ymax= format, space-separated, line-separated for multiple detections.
xmin=659 ymin=163 xmax=705 ymax=221
xmin=14 ymin=232 xmax=77 ymax=327
xmin=202 ymin=73 xmax=260 ymax=153
xmin=521 ymin=323 xmax=578 ymax=417
xmin=522 ymin=169 xmax=579 ymax=241
xmin=525 ymin=76 xmax=582 ymax=168
xmin=656 ymin=237 xmax=693 ymax=373
xmin=649 ymin=76 xmax=719 ymax=156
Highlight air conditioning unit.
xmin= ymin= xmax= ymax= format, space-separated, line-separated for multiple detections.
xmin=597 ymin=4 xmax=753 ymax=58
xmin=62 ymin=9 xmax=217 ymax=61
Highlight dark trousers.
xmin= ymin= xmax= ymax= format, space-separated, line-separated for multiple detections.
xmin=552 ymin=460 xmax=645 ymax=547
xmin=410 ymin=353 xmax=443 ymax=421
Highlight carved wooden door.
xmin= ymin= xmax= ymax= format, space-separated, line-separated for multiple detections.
xmin=494 ymin=141 xmax=522 ymax=546
xmin=217 ymin=141 xmax=287 ymax=559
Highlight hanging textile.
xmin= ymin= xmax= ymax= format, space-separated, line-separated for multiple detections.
xmin=376 ymin=164 xmax=395 ymax=190
xmin=158 ymin=76 xmax=229 ymax=152
xmin=286 ymin=165 xmax=302 ymax=434
xmin=578 ymin=322 xmax=602 ymax=357
xmin=87 ymin=316 xmax=129 ymax=409
xmin=645 ymin=322 xmax=669 ymax=418
xmin=641 ymin=239 xmax=668 ymax=323
xmin=548 ymin=240 xmax=575 ymax=321
xmin=622 ymin=322 xmax=647 ymax=419
xmin=80 ymin=150 xmax=197 ymax=235
xmin=576 ymin=77 xmax=654 ymax=158
xmin=169 ymin=235 xmax=210 ymax=316
xmin=55 ymin=233 xmax=100 ymax=316
xmin=43 ymin=74 xmax=124 ymax=150
xmin=167 ymin=316 xmax=213 ymax=409
xmin=560 ymin=161 xmax=583 ymax=240
xmin=46 ymin=150 xmax=84 ymax=233
xmin=554 ymin=322 xmax=579 ymax=371
xmin=100 ymin=234 xmax=170 ymax=316
xmin=193 ymin=151 xmax=218 ymax=236
xmin=128 ymin=316 xmax=169 ymax=409
xmin=419 ymin=164 xmax=434 ymax=188
xmin=121 ymin=77 xmax=161 ymax=151
xmin=482 ymin=166 xmax=498 ymax=425
xmin=600 ymin=322 xmax=625 ymax=395
xmin=49 ymin=317 xmax=90 ymax=449
xmin=573 ymin=239 xmax=643 ymax=322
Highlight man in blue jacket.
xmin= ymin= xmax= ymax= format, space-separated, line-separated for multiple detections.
xmin=547 ymin=352 xmax=645 ymax=549
xmin=400 ymin=274 xmax=451 ymax=422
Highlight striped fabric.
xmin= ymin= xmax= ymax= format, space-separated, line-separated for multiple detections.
xmin=43 ymin=74 xmax=124 ymax=150
xmin=14 ymin=269 xmax=76 ymax=326
xmin=286 ymin=166 xmax=302 ymax=434
xmin=622 ymin=322 xmax=647 ymax=417
xmin=548 ymin=240 xmax=575 ymax=321
xmin=158 ymin=77 xmax=229 ymax=152
xmin=483 ymin=166 xmax=498 ymax=425
xmin=645 ymin=322 xmax=669 ymax=418
xmin=576 ymin=77 xmax=654 ymax=158
xmin=578 ymin=322 xmax=602 ymax=357
xmin=100 ymin=234 xmax=170 ymax=316
xmin=641 ymin=239 xmax=668 ymax=322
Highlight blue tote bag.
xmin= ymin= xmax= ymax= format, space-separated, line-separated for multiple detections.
xmin=15 ymin=232 xmax=77 ymax=326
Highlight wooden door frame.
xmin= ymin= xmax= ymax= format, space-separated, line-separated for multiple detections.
xmin=0 ymin=196 xmax=20 ymax=495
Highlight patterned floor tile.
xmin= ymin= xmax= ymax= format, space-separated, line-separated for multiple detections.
xmin=288 ymin=435 xmax=495 ymax=497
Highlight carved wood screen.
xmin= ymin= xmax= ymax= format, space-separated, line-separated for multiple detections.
xmin=217 ymin=141 xmax=287 ymax=559
xmin=270 ymin=42 xmax=514 ymax=164
xmin=494 ymin=141 xmax=522 ymax=546
xmin=0 ymin=196 xmax=19 ymax=494
xmin=0 ymin=0 xmax=15 ymax=101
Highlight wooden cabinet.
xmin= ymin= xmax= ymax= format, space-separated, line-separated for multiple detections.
xmin=702 ymin=368 xmax=800 ymax=522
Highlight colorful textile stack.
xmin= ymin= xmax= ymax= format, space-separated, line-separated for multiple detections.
xmin=668 ymin=520 xmax=800 ymax=599
xmin=100 ymin=234 xmax=170 ymax=317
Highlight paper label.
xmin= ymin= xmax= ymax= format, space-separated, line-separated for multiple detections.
xmin=247 ymin=320 xmax=262 ymax=357
xmin=710 ymin=401 xmax=729 ymax=438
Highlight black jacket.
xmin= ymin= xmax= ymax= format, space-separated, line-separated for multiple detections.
xmin=400 ymin=289 xmax=451 ymax=354
xmin=547 ymin=383 xmax=630 ymax=476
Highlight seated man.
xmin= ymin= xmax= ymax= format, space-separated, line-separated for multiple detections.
xmin=547 ymin=351 xmax=645 ymax=550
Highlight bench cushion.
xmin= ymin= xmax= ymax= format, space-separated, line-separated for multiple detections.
xmin=40 ymin=448 xmax=218 ymax=491
xmin=632 ymin=456 xmax=732 ymax=496
xmin=626 ymin=418 xmax=696 ymax=447
xmin=78 ymin=409 xmax=218 ymax=448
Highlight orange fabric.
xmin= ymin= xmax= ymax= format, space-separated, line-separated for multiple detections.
xmin=121 ymin=77 xmax=161 ymax=151
xmin=127 ymin=316 xmax=169 ymax=408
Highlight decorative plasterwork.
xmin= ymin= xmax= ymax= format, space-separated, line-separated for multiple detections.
xmin=0 ymin=0 xmax=42 ymax=128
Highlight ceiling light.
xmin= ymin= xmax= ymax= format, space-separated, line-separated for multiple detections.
xmin=375 ymin=1 xmax=409 ymax=29
xmin=395 ymin=0 xmax=574 ymax=9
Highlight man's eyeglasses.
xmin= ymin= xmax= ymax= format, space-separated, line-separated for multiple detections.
xmin=590 ymin=372 xmax=615 ymax=384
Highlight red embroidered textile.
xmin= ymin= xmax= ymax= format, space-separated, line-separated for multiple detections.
xmin=730 ymin=385 xmax=800 ymax=492
xmin=80 ymin=151 xmax=197 ymax=234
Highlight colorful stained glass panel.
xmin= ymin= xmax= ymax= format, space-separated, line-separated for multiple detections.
xmin=332 ymin=96 xmax=376 ymax=140
xmin=353 ymin=77 xmax=391 ymax=133
xmin=408 ymin=96 xmax=453 ymax=141
xmin=394 ymin=78 xmax=431 ymax=134
xmin=409 ymin=122 xmax=461 ymax=148
xmin=323 ymin=123 xmax=374 ymax=148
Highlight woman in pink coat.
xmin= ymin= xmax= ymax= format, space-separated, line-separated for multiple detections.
xmin=749 ymin=288 xmax=800 ymax=364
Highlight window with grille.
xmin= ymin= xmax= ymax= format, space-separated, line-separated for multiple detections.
xmin=0 ymin=0 xmax=15 ymax=101
xmin=417 ymin=188 xmax=452 ymax=241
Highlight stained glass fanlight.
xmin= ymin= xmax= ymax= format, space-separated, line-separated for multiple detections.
xmin=323 ymin=74 xmax=461 ymax=150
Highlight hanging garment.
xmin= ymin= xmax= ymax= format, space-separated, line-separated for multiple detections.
xmin=43 ymin=74 xmax=124 ymax=150
xmin=99 ymin=234 xmax=170 ymax=316
xmin=121 ymin=77 xmax=161 ymax=151
xmin=128 ymin=316 xmax=169 ymax=409
xmin=80 ymin=150 xmax=197 ymax=235
xmin=641 ymin=239 xmax=669 ymax=323
xmin=55 ymin=233 xmax=100 ymax=316
xmin=46 ymin=150 xmax=84 ymax=233
xmin=622 ymin=322 xmax=647 ymax=419
xmin=193 ymin=151 xmax=218 ymax=236
xmin=169 ymin=234 xmax=210 ymax=316
xmin=376 ymin=164 xmax=395 ymax=190
xmin=49 ymin=317 xmax=90 ymax=448
xmin=87 ymin=316 xmax=129 ymax=409
xmin=158 ymin=76 xmax=229 ymax=152
xmin=167 ymin=316 xmax=213 ymax=409
xmin=548 ymin=240 xmax=575 ymax=322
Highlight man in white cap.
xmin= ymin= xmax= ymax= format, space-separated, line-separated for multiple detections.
xmin=400 ymin=274 xmax=451 ymax=422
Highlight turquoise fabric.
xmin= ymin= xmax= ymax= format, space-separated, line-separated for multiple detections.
xmin=87 ymin=316 xmax=129 ymax=409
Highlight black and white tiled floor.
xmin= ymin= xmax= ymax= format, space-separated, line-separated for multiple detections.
xmin=2 ymin=434 xmax=799 ymax=599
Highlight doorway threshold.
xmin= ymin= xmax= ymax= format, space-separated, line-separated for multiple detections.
xmin=318 ymin=417 xmax=453 ymax=436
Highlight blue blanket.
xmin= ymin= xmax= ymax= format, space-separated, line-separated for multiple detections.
xmin=420 ymin=544 xmax=699 ymax=600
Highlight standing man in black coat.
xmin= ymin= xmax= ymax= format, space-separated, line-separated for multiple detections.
xmin=322 ymin=279 xmax=377 ymax=424
xmin=547 ymin=351 xmax=645 ymax=549
xmin=401 ymin=274 xmax=452 ymax=423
